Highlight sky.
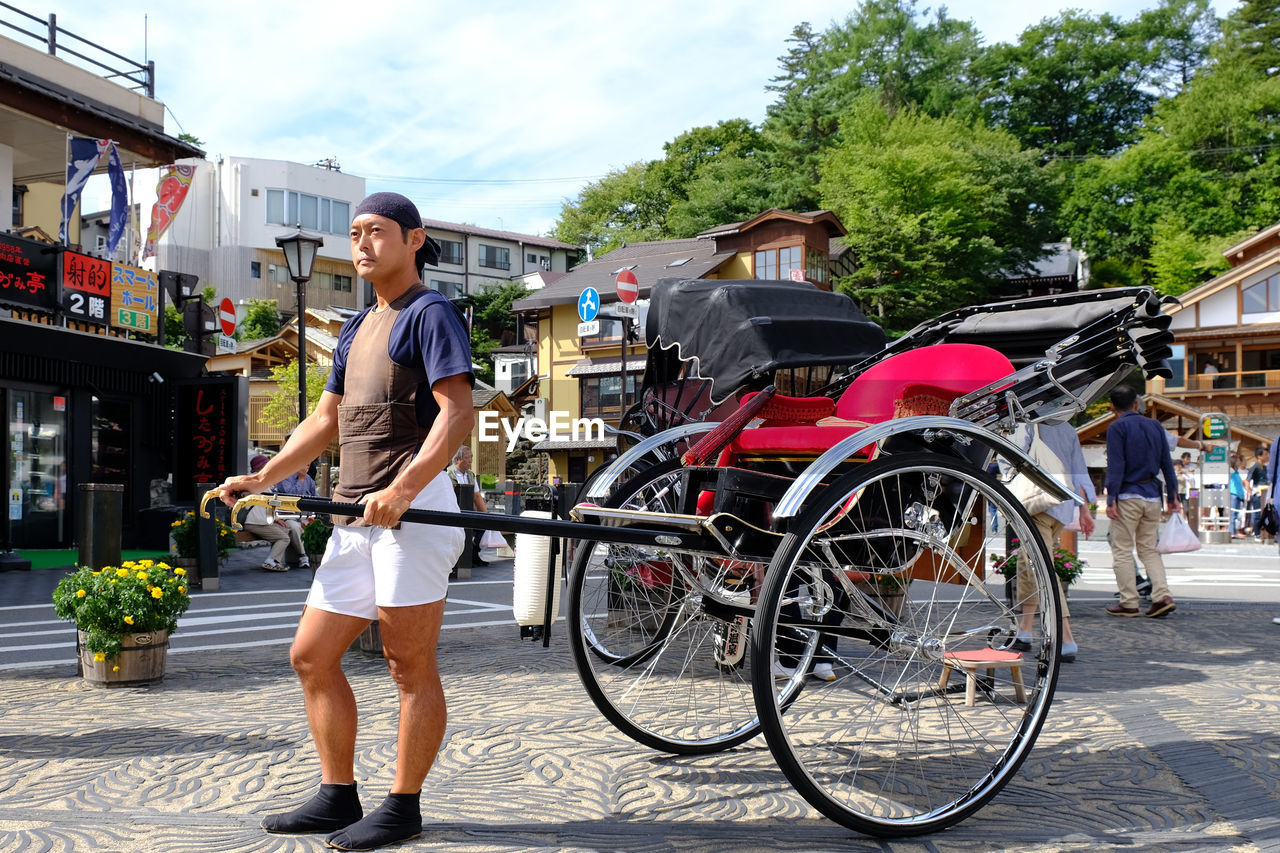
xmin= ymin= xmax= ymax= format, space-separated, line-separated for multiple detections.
xmin=41 ymin=0 xmax=1240 ymax=238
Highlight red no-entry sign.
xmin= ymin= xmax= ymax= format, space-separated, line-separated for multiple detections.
xmin=616 ymin=269 xmax=639 ymax=304
xmin=219 ymin=297 xmax=236 ymax=336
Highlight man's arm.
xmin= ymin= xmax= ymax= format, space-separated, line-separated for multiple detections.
xmin=218 ymin=391 xmax=341 ymax=506
xmin=359 ymin=374 xmax=475 ymax=527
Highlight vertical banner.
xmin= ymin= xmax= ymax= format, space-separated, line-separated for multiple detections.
xmin=143 ymin=165 xmax=196 ymax=261
xmin=174 ymin=376 xmax=248 ymax=502
xmin=105 ymin=144 xmax=128 ymax=257
xmin=109 ymin=263 xmax=160 ymax=334
xmin=59 ymin=137 xmax=111 ymax=245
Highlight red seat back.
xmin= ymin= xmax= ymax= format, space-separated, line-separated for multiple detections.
xmin=836 ymin=343 xmax=1013 ymax=423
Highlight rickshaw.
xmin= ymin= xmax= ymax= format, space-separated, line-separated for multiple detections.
xmin=210 ymin=280 xmax=1174 ymax=837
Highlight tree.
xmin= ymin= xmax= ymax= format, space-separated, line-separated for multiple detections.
xmin=551 ymin=163 xmax=664 ymax=255
xmin=1133 ymin=0 xmax=1221 ymax=95
xmin=819 ymin=96 xmax=1054 ymax=334
xmin=258 ymin=359 xmax=329 ymax=432
xmin=237 ymin=298 xmax=281 ymax=340
xmin=1219 ymin=0 xmax=1280 ymax=77
xmin=978 ymin=11 xmax=1160 ymax=159
xmin=460 ymin=281 xmax=529 ymax=386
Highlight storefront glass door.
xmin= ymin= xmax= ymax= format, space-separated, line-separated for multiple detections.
xmin=5 ymin=388 xmax=68 ymax=548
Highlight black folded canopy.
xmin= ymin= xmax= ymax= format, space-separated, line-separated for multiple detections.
xmin=644 ymin=278 xmax=886 ymax=403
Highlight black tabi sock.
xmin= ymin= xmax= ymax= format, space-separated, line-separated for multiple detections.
xmin=325 ymin=791 xmax=422 ymax=851
xmin=261 ymin=782 xmax=362 ymax=834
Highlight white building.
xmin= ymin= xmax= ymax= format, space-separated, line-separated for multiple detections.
xmin=421 ymin=219 xmax=581 ymax=299
xmin=152 ymin=156 xmax=367 ymax=312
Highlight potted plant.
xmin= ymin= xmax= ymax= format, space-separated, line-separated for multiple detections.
xmin=169 ymin=510 xmax=236 ymax=567
xmin=300 ymin=516 xmax=332 ymax=566
xmin=52 ymin=559 xmax=193 ymax=686
xmin=991 ymin=538 xmax=1086 ymax=589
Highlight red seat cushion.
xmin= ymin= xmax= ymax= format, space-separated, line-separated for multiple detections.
xmin=836 ymin=344 xmax=1014 ymax=423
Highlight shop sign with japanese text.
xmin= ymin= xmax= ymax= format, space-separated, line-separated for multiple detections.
xmin=110 ymin=263 xmax=159 ymax=333
xmin=0 ymin=233 xmax=57 ymax=312
xmin=62 ymin=250 xmax=111 ymax=324
xmin=174 ymin=377 xmax=247 ymax=502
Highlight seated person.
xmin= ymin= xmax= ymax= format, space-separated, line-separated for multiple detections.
xmin=241 ymin=455 xmax=309 ymax=572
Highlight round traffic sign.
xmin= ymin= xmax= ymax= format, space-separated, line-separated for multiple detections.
xmin=219 ymin=297 xmax=236 ymax=336
xmin=577 ymin=287 xmax=600 ymax=323
xmin=616 ymin=269 xmax=639 ymax=304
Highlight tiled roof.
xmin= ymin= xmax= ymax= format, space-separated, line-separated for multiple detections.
xmin=512 ymin=238 xmax=731 ymax=311
xmin=696 ymin=209 xmax=844 ymax=239
xmin=420 ymin=218 xmax=579 ymax=251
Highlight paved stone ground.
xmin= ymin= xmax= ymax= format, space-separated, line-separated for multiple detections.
xmin=1 ymin=594 xmax=1279 ymax=852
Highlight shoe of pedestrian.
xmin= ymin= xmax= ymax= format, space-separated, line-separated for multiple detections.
xmin=1136 ymin=578 xmax=1153 ymax=597
xmin=810 ymin=662 xmax=836 ymax=681
xmin=772 ymin=660 xmax=797 ymax=679
xmin=1010 ymin=638 xmax=1032 ymax=653
xmin=1273 ymin=617 xmax=1280 ymax=625
xmin=297 ymin=556 xmax=311 ymax=569
xmin=1146 ymin=596 xmax=1177 ymax=618
xmin=1059 ymin=641 xmax=1077 ymax=663
xmin=261 ymin=559 xmax=288 ymax=572
xmin=1106 ymin=603 xmax=1140 ymax=617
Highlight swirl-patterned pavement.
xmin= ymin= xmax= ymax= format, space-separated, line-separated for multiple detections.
xmin=1 ymin=600 xmax=1278 ymax=852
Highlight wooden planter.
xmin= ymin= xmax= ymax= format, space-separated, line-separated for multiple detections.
xmin=78 ymin=630 xmax=169 ymax=687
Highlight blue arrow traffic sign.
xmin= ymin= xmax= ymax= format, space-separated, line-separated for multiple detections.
xmin=578 ymin=287 xmax=600 ymax=323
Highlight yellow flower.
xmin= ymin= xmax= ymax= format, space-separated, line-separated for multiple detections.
xmin=116 ymin=568 xmax=129 ymax=577
xmin=151 ymin=588 xmax=164 ymax=599
xmin=173 ymin=567 xmax=186 ymax=576
xmin=170 ymin=520 xmax=181 ymax=528
xmin=76 ymin=589 xmax=86 ymax=598
xmin=122 ymin=561 xmax=136 ymax=569
xmin=93 ymin=652 xmax=105 ymax=662
xmin=139 ymin=559 xmax=154 ymax=568
xmin=135 ymin=571 xmax=148 ymax=581
xmin=157 ymin=562 xmax=171 ymax=570
xmin=113 ymin=665 xmax=120 ymax=672
xmin=123 ymin=616 xmax=134 ymax=625
xmin=178 ymin=586 xmax=186 ymax=594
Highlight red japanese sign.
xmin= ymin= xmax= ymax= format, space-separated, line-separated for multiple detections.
xmin=0 ymin=233 xmax=57 ymax=312
xmin=62 ymin=250 xmax=112 ymax=324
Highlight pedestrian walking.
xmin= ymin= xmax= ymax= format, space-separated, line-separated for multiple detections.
xmin=1230 ymin=453 xmax=1250 ymax=538
xmin=1008 ymin=419 xmax=1094 ymax=662
xmin=218 ymin=191 xmax=474 ymax=850
xmin=1104 ymin=385 xmax=1180 ymax=618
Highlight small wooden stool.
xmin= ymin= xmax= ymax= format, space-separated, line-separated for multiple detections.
xmin=938 ymin=649 xmax=1026 ymax=707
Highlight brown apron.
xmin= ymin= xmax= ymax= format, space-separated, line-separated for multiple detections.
xmin=332 ymin=285 xmax=431 ymax=527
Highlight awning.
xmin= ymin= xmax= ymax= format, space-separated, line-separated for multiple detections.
xmin=530 ymin=437 xmax=618 ymax=452
xmin=566 ymin=357 xmax=646 ymax=377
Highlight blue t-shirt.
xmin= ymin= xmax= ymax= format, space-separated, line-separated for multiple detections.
xmin=325 ymin=288 xmax=474 ymax=428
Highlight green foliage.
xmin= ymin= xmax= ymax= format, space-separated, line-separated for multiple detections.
xmin=1219 ymin=0 xmax=1280 ymax=78
xmin=1086 ymin=257 xmax=1144 ymax=289
xmin=992 ymin=543 xmax=1087 ymax=587
xmin=52 ymin=559 xmax=193 ymax=658
xmin=461 ymin=281 xmax=529 ymax=386
xmin=238 ymin=298 xmax=281 ymax=340
xmin=260 ymin=360 xmax=330 ymax=430
xmin=552 ymin=163 xmax=664 ymax=255
xmin=163 ymin=303 xmax=186 ymax=350
xmin=300 ymin=517 xmax=332 ymax=555
xmin=169 ymin=510 xmax=236 ymax=559
xmin=818 ymin=97 xmax=1053 ymax=333
xmin=1146 ymin=216 xmax=1232 ymax=295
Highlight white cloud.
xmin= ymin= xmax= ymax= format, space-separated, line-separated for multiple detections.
xmin=59 ymin=0 xmax=1239 ymax=235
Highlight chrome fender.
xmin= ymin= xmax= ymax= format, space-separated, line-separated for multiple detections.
xmin=584 ymin=422 xmax=716 ymax=501
xmin=772 ymin=415 xmax=1081 ymax=519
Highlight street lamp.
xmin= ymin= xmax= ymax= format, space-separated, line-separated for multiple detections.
xmin=275 ymin=227 xmax=324 ymax=424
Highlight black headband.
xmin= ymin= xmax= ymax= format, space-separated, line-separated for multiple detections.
xmin=353 ymin=191 xmax=441 ymax=268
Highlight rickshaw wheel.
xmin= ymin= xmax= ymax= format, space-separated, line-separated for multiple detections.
xmin=751 ymin=452 xmax=1061 ymax=836
xmin=567 ymin=459 xmax=766 ymax=755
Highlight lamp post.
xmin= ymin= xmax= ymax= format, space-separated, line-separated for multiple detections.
xmin=275 ymin=228 xmax=324 ymax=424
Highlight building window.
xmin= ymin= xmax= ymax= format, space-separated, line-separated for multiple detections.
xmin=266 ymin=189 xmax=350 ymax=235
xmin=755 ymin=245 xmax=803 ymax=281
xmin=580 ymin=317 xmax=624 ymax=348
xmin=581 ymin=374 xmax=638 ymax=418
xmin=430 ymin=279 xmax=465 ymax=299
xmin=333 ymin=273 xmax=352 ymax=292
xmin=312 ymin=271 xmax=331 ymax=290
xmin=1243 ymin=274 xmax=1280 ymax=313
xmin=478 ymin=244 xmax=510 ymax=270
xmin=805 ymin=247 xmax=828 ymax=284
xmin=12 ymin=185 xmax=25 ymax=227
xmin=270 ymin=264 xmax=290 ymax=283
xmin=437 ymin=239 xmax=463 ymax=265
xmin=251 ymin=261 xmax=261 ymax=278
xmin=527 ymin=252 xmax=538 ymax=264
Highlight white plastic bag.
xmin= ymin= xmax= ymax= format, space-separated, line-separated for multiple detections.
xmin=1156 ymin=512 xmax=1201 ymax=554
xmin=1007 ymin=425 xmax=1068 ymax=516
xmin=480 ymin=529 xmax=508 ymax=550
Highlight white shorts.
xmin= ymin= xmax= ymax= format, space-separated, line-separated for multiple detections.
xmin=306 ymin=472 xmax=465 ymax=619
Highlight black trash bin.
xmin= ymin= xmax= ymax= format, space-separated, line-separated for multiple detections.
xmin=78 ymin=484 xmax=123 ymax=571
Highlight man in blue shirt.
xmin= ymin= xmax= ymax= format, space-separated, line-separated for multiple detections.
xmin=1105 ymin=385 xmax=1181 ymax=618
